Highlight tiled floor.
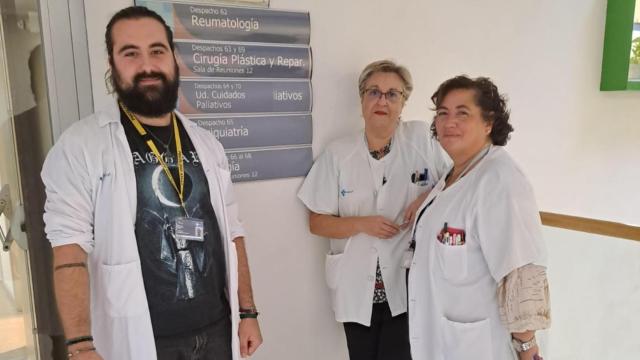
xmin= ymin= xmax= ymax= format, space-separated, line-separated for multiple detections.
xmin=0 ymin=347 xmax=26 ymax=360
xmin=0 ymin=285 xmax=26 ymax=359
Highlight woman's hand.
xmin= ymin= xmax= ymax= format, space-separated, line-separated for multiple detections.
xmin=402 ymin=191 xmax=430 ymax=228
xmin=512 ymin=331 xmax=541 ymax=360
xmin=518 ymin=346 xmax=542 ymax=360
xmin=356 ymin=216 xmax=400 ymax=239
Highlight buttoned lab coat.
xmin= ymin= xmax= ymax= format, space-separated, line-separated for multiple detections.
xmin=298 ymin=121 xmax=449 ymax=326
xmin=408 ymin=147 xmax=547 ymax=360
xmin=42 ymin=100 xmax=245 ymax=360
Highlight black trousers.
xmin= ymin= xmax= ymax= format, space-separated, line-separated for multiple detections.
xmin=155 ymin=316 xmax=232 ymax=360
xmin=343 ymin=302 xmax=412 ymax=360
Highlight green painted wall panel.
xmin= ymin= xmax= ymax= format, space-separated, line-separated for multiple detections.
xmin=600 ymin=0 xmax=637 ymax=91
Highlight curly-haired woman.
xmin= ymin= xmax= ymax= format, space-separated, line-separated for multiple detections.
xmin=407 ymin=75 xmax=550 ymax=360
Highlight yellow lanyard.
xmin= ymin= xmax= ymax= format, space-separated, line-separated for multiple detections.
xmin=120 ymin=102 xmax=186 ymax=213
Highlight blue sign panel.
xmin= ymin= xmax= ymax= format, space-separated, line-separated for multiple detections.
xmin=178 ymin=79 xmax=312 ymax=115
xmin=176 ymin=41 xmax=312 ymax=79
xmin=227 ymin=147 xmax=313 ymax=182
xmin=137 ymin=0 xmax=310 ymax=44
xmin=194 ymin=114 xmax=312 ymax=149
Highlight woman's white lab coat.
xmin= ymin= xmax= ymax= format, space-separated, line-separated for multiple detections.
xmin=408 ymin=146 xmax=546 ymax=360
xmin=299 ymin=121 xmax=449 ymax=325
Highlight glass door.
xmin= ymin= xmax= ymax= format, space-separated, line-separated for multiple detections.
xmin=1 ymin=0 xmax=58 ymax=359
xmin=0 ymin=7 xmax=38 ymax=358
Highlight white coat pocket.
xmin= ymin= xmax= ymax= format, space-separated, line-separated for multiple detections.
xmin=101 ymin=262 xmax=147 ymax=317
xmin=435 ymin=241 xmax=468 ymax=283
xmin=441 ymin=316 xmax=493 ymax=360
xmin=408 ymin=182 xmax=425 ymax=198
xmin=325 ymin=252 xmax=344 ymax=290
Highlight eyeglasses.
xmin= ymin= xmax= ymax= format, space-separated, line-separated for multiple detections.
xmin=363 ymin=88 xmax=406 ymax=104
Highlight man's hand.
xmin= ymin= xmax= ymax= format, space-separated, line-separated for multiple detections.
xmin=69 ymin=351 xmax=103 ymax=359
xmin=234 ymin=237 xmax=261 ymax=357
xmin=53 ymin=245 xmax=96 ymax=359
xmin=357 ymin=216 xmax=400 ymax=239
xmin=238 ymin=318 xmax=262 ymax=358
xmin=66 ymin=343 xmax=103 ymax=359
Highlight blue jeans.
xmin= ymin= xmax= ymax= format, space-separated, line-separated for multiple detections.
xmin=155 ymin=316 xmax=232 ymax=360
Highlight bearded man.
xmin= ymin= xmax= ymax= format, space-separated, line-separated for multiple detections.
xmin=41 ymin=6 xmax=262 ymax=360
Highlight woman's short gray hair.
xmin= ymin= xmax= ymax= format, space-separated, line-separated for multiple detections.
xmin=358 ymin=60 xmax=413 ymax=100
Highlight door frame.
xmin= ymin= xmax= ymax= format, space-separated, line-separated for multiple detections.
xmin=38 ymin=0 xmax=93 ymax=139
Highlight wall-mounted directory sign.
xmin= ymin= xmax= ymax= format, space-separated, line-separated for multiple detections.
xmin=136 ymin=0 xmax=313 ymax=182
xmin=178 ymin=79 xmax=312 ymax=114
xmin=176 ymin=41 xmax=311 ymax=78
xmin=173 ymin=4 xmax=309 ymax=44
xmin=136 ymin=0 xmax=310 ymax=44
xmin=193 ymin=114 xmax=311 ymax=149
xmin=227 ymin=147 xmax=312 ymax=182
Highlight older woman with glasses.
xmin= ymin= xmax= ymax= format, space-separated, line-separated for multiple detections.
xmin=298 ymin=60 xmax=449 ymax=360
xmin=407 ymin=75 xmax=550 ymax=360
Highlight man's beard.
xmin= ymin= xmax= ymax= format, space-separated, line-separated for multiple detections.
xmin=113 ymin=62 xmax=180 ymax=118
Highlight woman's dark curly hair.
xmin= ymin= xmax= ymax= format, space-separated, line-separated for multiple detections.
xmin=430 ymin=75 xmax=513 ymax=146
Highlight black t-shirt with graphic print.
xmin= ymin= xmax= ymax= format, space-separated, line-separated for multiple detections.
xmin=121 ymin=109 xmax=229 ymax=336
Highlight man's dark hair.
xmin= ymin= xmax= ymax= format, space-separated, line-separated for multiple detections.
xmin=430 ymin=75 xmax=514 ymax=146
xmin=105 ymin=6 xmax=175 ymax=62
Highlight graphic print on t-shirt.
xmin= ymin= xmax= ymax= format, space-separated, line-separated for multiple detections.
xmin=121 ymin=110 xmax=228 ymax=336
xmin=135 ymin=146 xmax=207 ymax=300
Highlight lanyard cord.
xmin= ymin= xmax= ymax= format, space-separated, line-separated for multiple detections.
xmin=146 ymin=124 xmax=175 ymax=151
xmin=410 ymin=197 xmax=436 ymax=250
xmin=446 ymin=144 xmax=492 ymax=186
xmin=410 ymin=145 xmax=492 ymax=250
xmin=120 ymin=102 xmax=187 ymax=215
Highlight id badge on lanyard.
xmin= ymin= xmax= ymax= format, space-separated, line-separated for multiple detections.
xmin=401 ymin=249 xmax=414 ymax=269
xmin=174 ymin=217 xmax=204 ymax=243
xmin=402 ymin=196 xmax=436 ymax=269
xmin=173 ymin=216 xmax=205 ymax=254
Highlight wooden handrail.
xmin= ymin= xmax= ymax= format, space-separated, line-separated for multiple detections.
xmin=540 ymin=212 xmax=640 ymax=242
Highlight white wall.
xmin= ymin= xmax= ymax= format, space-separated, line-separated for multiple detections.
xmin=544 ymin=226 xmax=640 ymax=359
xmin=82 ymin=1 xmax=640 ymax=359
